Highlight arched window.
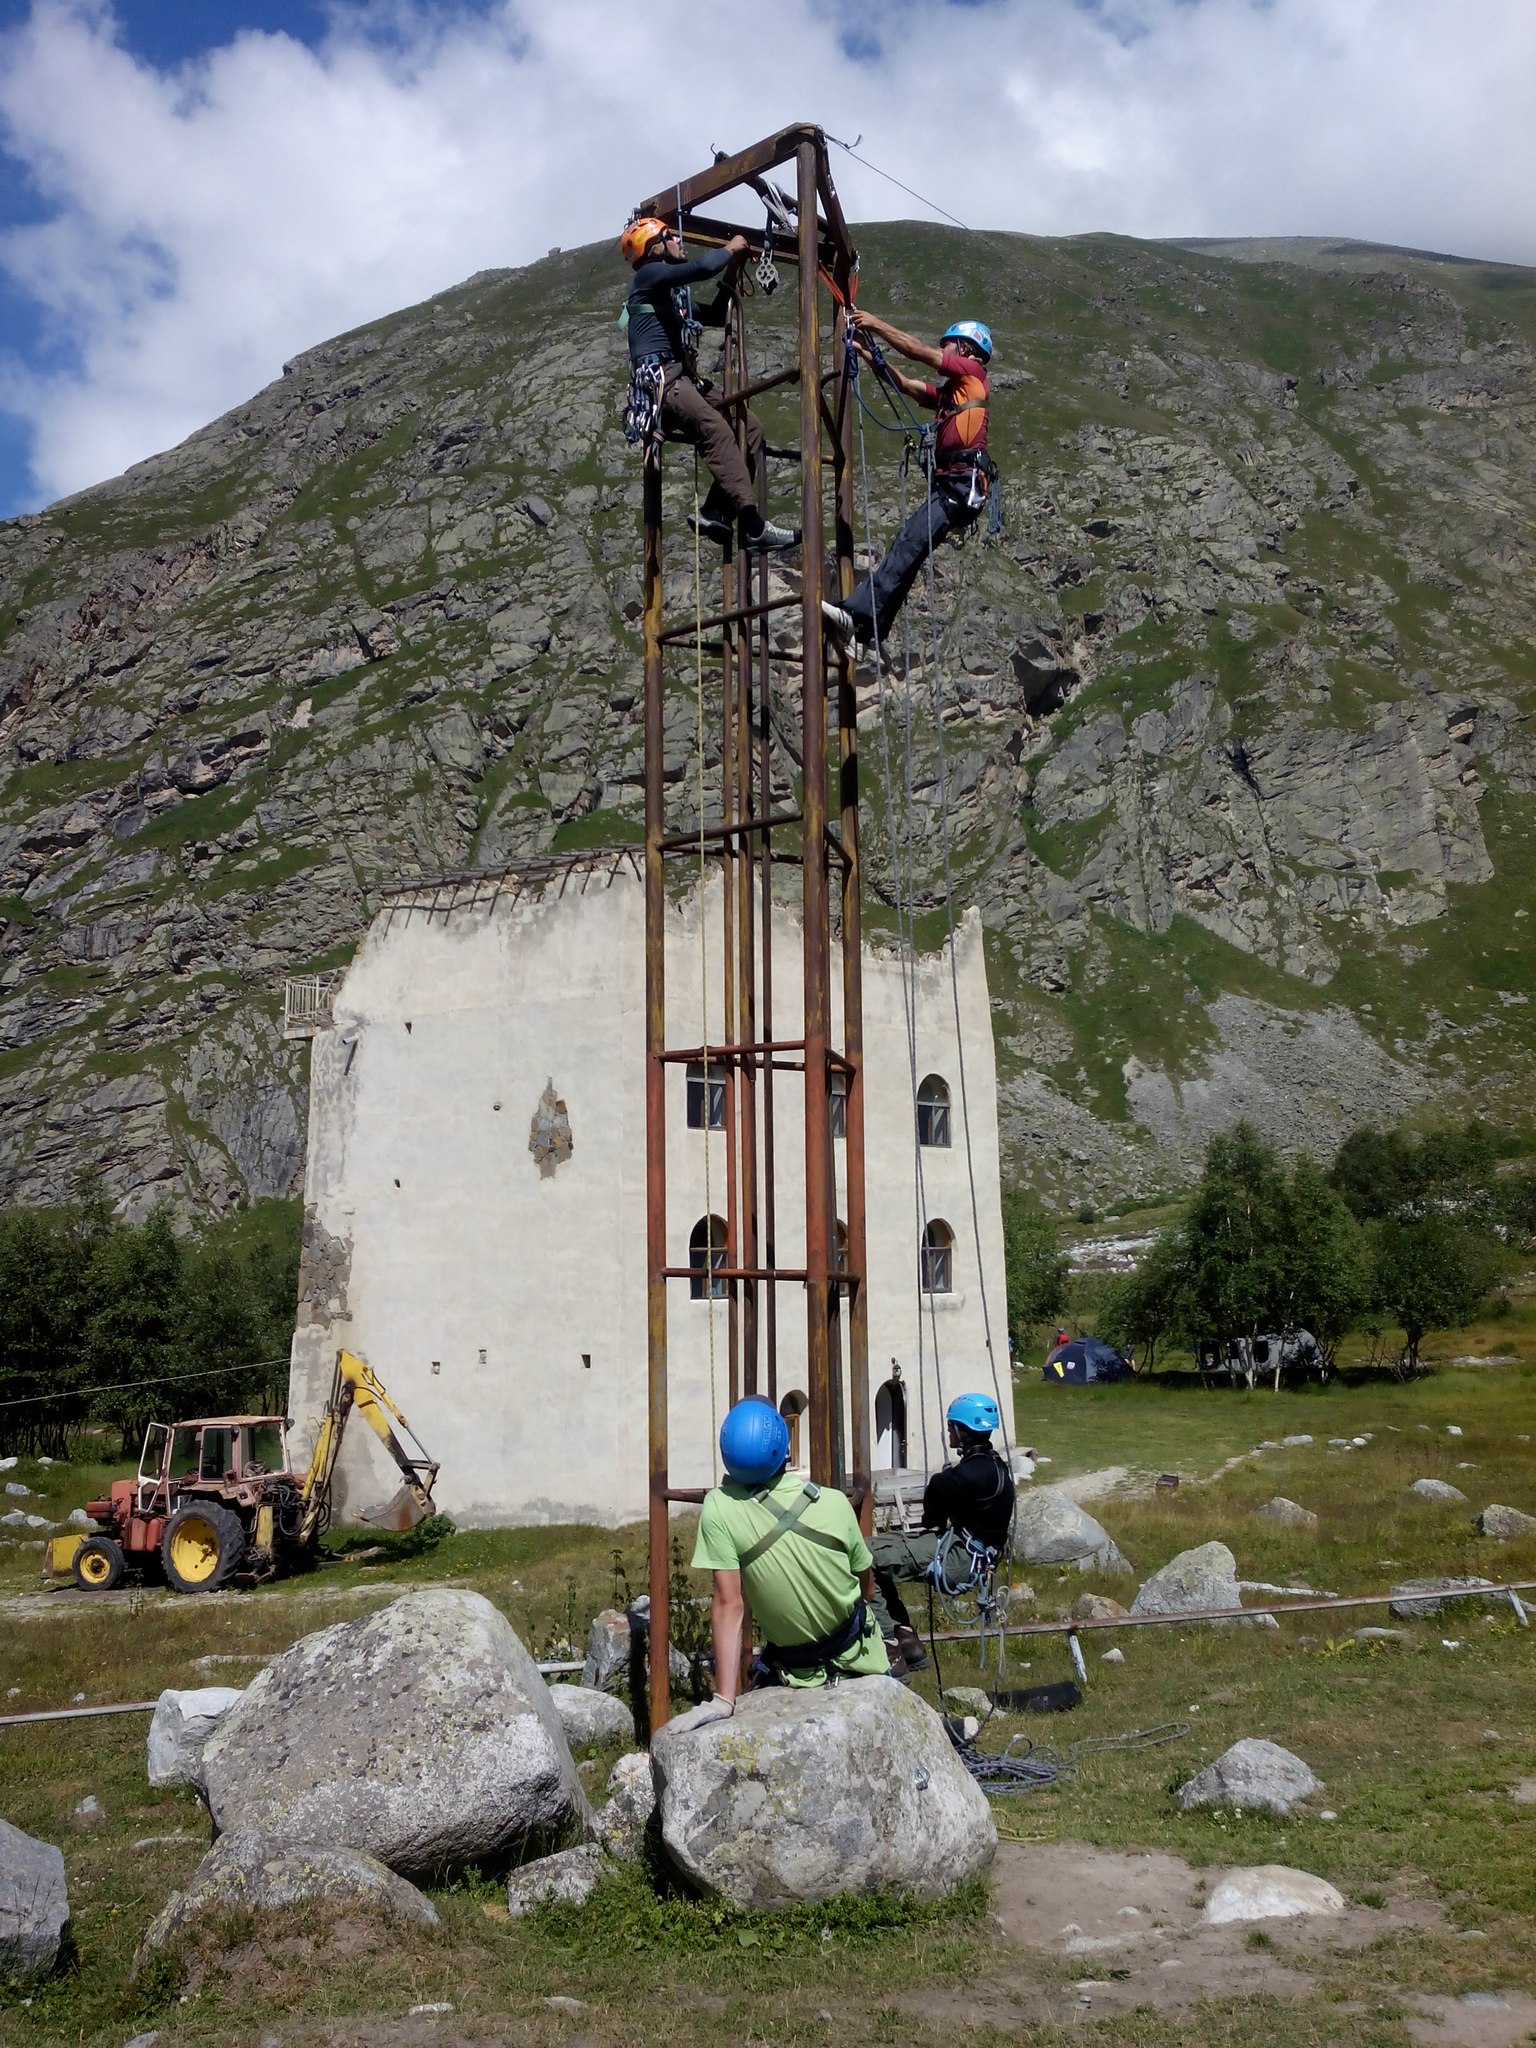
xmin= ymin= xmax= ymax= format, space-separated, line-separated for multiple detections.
xmin=874 ymin=1377 xmax=908 ymax=1471
xmin=689 ymin=1214 xmax=729 ymax=1299
xmin=779 ymin=1390 xmax=808 ymax=1470
xmin=686 ymin=1060 xmax=726 ymax=1131
xmin=921 ymin=1218 xmax=954 ymax=1295
xmin=917 ymin=1074 xmax=951 ymax=1148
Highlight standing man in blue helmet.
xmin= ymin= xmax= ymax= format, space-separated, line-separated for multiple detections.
xmin=690 ymin=1396 xmax=893 ymax=1710
xmin=866 ymin=1392 xmax=1016 ymax=1672
xmin=822 ymin=309 xmax=996 ymax=651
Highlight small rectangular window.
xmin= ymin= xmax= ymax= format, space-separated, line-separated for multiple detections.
xmin=686 ymin=1061 xmax=726 ymax=1131
xmin=829 ymin=1069 xmax=847 ymax=1140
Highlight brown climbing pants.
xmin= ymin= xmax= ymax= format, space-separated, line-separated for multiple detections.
xmin=661 ymin=363 xmax=765 ymax=521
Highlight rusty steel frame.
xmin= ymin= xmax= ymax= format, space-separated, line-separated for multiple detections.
xmin=636 ymin=127 xmax=870 ymax=1733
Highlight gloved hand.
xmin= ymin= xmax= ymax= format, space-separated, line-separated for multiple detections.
xmin=670 ymin=1693 xmax=736 ymax=1734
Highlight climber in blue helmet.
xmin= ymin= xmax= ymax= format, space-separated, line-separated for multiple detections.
xmin=865 ymin=1390 xmax=1015 ymax=1674
xmin=822 ymin=309 xmax=998 ymax=653
xmin=687 ymin=1395 xmax=892 ymax=1717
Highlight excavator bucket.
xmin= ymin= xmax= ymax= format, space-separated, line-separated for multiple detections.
xmin=357 ymin=1482 xmax=433 ymax=1532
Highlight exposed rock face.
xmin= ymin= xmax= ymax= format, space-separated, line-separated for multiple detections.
xmin=547 ymin=1684 xmax=633 ymax=1747
xmin=146 ymin=1685 xmax=244 ymax=1791
xmin=1410 ymin=1477 xmax=1469 ymax=1505
xmin=650 ymin=1680 xmax=995 ymax=1910
xmin=1013 ymin=1486 xmax=1131 ymax=1573
xmin=139 ymin=1829 xmax=437 ymax=1953
xmin=505 ymin=1844 xmax=604 ymax=1917
xmin=202 ymin=1589 xmax=590 ymax=1878
xmin=1132 ymin=1541 xmax=1250 ymax=1621
xmin=1201 ymin=1865 xmax=1344 ymax=1925
xmin=1256 ymin=1497 xmax=1318 ymax=1528
xmin=580 ymin=1609 xmax=631 ymax=1693
xmin=2 ymin=233 xmax=1535 ymax=1212
xmin=0 ymin=1819 xmax=68 ymax=1980
xmin=1177 ymin=1738 xmax=1322 ymax=1815
xmin=1475 ymin=1504 xmax=1536 ymax=1539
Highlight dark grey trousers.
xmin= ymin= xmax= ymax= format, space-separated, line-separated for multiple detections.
xmin=843 ymin=480 xmax=981 ymax=643
xmin=867 ymin=1529 xmax=938 ymax=1638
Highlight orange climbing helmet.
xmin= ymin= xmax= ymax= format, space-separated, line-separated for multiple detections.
xmin=620 ymin=216 xmax=671 ymax=268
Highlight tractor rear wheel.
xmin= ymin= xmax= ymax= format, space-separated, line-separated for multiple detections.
xmin=72 ymin=1535 xmax=125 ymax=1591
xmin=162 ymin=1502 xmax=246 ymax=1594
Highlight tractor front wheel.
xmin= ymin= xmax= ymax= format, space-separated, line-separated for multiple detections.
xmin=72 ymin=1535 xmax=126 ymax=1591
xmin=162 ymin=1502 xmax=247 ymax=1594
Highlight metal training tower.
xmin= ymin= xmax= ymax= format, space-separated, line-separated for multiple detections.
xmin=635 ymin=126 xmax=867 ymax=1730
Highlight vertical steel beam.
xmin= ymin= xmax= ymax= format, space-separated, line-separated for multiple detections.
xmin=732 ymin=303 xmax=761 ymax=1397
xmin=642 ymin=450 xmax=671 ymax=1734
xmin=796 ymin=139 xmax=834 ymax=1485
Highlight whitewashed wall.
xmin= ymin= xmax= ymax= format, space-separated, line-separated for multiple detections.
xmin=288 ymin=859 xmax=1009 ymax=1526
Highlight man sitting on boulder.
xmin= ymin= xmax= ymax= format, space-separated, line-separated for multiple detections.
xmin=867 ymin=1392 xmax=1016 ymax=1673
xmin=691 ymin=1397 xmax=891 ymax=1711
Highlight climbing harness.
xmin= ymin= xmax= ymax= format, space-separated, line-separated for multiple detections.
xmin=925 ymin=1528 xmax=1009 ymax=1662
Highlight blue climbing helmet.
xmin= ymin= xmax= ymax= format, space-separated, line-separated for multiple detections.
xmin=719 ymin=1396 xmax=791 ymax=1485
xmin=941 ymin=319 xmax=993 ymax=362
xmin=946 ymin=1391 xmax=1001 ymax=1436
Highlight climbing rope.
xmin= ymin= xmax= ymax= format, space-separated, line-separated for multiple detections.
xmin=950 ymin=1720 xmax=1193 ymax=1796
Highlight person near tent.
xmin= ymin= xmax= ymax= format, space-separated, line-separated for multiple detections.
xmin=866 ymin=1391 xmax=1015 ymax=1673
xmin=686 ymin=1396 xmax=893 ymax=1720
xmin=619 ymin=216 xmax=799 ymax=554
xmin=822 ymin=308 xmax=995 ymax=648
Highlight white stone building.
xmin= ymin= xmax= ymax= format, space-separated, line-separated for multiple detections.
xmin=287 ymin=851 xmax=1009 ymax=1527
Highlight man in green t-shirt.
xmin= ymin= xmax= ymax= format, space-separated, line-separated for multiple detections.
xmin=691 ymin=1397 xmax=891 ymax=1708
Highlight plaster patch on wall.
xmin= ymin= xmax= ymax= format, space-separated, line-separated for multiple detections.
xmin=529 ymin=1078 xmax=574 ymax=1178
xmin=296 ymin=1205 xmax=353 ymax=1328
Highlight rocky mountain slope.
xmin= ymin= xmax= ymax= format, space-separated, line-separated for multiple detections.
xmin=1 ymin=225 xmax=1534 ymax=1215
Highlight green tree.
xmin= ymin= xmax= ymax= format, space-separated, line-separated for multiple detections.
xmin=84 ymin=1206 xmax=187 ymax=1452
xmin=0 ymin=1189 xmax=112 ymax=1456
xmin=999 ymin=1190 xmax=1069 ymax=1357
xmin=1371 ymin=1214 xmax=1497 ymax=1375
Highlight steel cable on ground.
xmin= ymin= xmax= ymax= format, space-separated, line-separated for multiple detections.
xmin=852 ymin=384 xmax=939 ymax=1470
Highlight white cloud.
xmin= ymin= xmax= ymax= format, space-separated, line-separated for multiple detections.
xmin=0 ymin=0 xmax=1533 ymax=508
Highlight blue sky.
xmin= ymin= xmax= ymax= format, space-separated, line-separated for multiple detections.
xmin=0 ymin=0 xmax=1532 ymax=517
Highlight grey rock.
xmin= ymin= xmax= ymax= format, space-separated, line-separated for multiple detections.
xmin=580 ymin=1608 xmax=630 ymax=1692
xmin=139 ymin=1828 xmax=437 ymax=1953
xmin=1072 ymin=1593 xmax=1129 ymax=1621
xmin=1410 ymin=1477 xmax=1468 ymax=1504
xmin=203 ymin=1589 xmax=590 ymax=1878
xmin=1256 ymin=1497 xmax=1318 ymax=1528
xmin=1389 ymin=1575 xmax=1498 ymax=1620
xmin=941 ymin=1686 xmax=995 ymax=1716
xmin=1177 ymin=1738 xmax=1322 ymax=1815
xmin=3 ymin=1483 xmax=30 ymax=1497
xmin=1013 ymin=1486 xmax=1131 ymax=1573
xmin=146 ymin=1686 xmax=245 ymax=1792
xmin=547 ymin=1684 xmax=633 ymax=1747
xmin=66 ymin=1508 xmax=93 ymax=1530
xmin=1281 ymin=1435 xmax=1314 ymax=1448
xmin=592 ymin=1751 xmax=654 ymax=1859
xmin=506 ymin=1844 xmax=603 ymax=1916
xmin=1201 ymin=1864 xmax=1344 ymax=1924
xmin=1354 ymin=1627 xmax=1406 ymax=1643
xmin=0 ymin=1818 xmax=69 ymax=1979
xmin=1132 ymin=1541 xmax=1253 ymax=1622
xmin=72 ymin=1795 xmax=105 ymax=1827
xmin=651 ymin=1679 xmax=995 ymax=1909
xmin=1475 ymin=1504 xmax=1536 ymax=1539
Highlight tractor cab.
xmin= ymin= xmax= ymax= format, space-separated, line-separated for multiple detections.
xmin=136 ymin=1417 xmax=294 ymax=1513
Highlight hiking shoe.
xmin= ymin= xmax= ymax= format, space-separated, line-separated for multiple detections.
xmin=895 ymin=1625 xmax=929 ymax=1671
xmin=884 ymin=1639 xmax=909 ymax=1679
xmin=743 ymin=518 xmax=800 ymax=553
xmin=688 ymin=512 xmax=733 ymax=547
xmin=821 ymin=600 xmax=856 ymax=642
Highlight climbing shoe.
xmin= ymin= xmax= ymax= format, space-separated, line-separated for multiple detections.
xmin=895 ymin=1625 xmax=929 ymax=1671
xmin=743 ymin=518 xmax=800 ymax=553
xmin=821 ymin=600 xmax=856 ymax=643
xmin=688 ymin=512 xmax=733 ymax=548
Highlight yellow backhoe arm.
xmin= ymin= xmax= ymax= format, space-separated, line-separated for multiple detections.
xmin=298 ymin=1349 xmax=440 ymax=1545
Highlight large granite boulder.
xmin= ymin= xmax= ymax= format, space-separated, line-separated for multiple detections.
xmin=1476 ymin=1504 xmax=1536 ymax=1540
xmin=1410 ymin=1478 xmax=1468 ymax=1505
xmin=203 ymin=1589 xmax=590 ymax=1879
xmin=1177 ymin=1738 xmax=1322 ymax=1815
xmin=139 ymin=1829 xmax=437 ymax=1954
xmin=0 ymin=1820 xmax=68 ymax=1980
xmin=1132 ymin=1542 xmax=1260 ymax=1624
xmin=1389 ymin=1575 xmax=1497 ymax=1619
xmin=1013 ymin=1486 xmax=1130 ymax=1573
xmin=506 ymin=1844 xmax=604 ymax=1918
xmin=147 ymin=1686 xmax=244 ymax=1792
xmin=547 ymin=1685 xmax=633 ymax=1747
xmin=651 ymin=1679 xmax=995 ymax=1910
xmin=1256 ymin=1497 xmax=1318 ymax=1529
